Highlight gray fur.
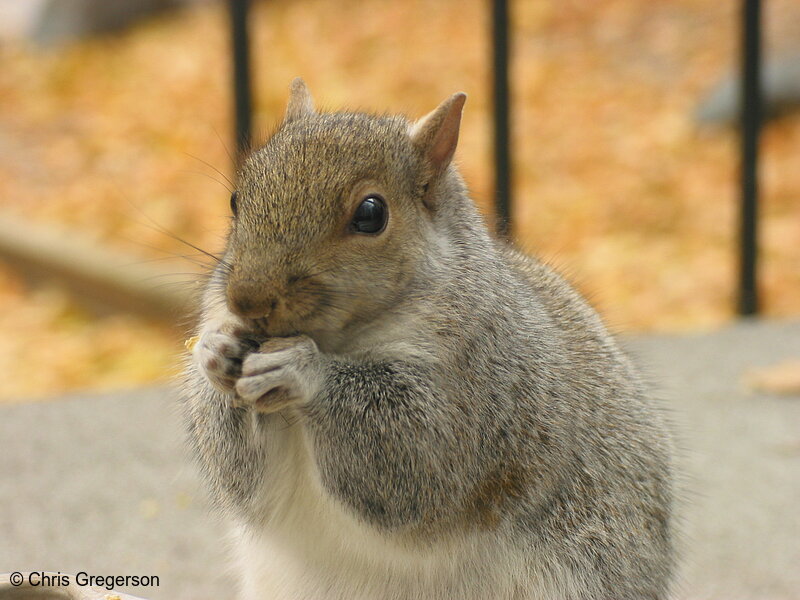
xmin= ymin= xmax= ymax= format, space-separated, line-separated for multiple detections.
xmin=181 ymin=82 xmax=676 ymax=600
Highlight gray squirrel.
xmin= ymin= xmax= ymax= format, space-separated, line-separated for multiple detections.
xmin=181 ymin=78 xmax=676 ymax=600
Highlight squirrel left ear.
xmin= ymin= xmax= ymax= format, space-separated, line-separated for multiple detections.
xmin=284 ymin=77 xmax=316 ymax=123
xmin=410 ymin=92 xmax=467 ymax=174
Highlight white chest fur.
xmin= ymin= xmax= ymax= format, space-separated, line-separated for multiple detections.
xmin=228 ymin=414 xmax=575 ymax=600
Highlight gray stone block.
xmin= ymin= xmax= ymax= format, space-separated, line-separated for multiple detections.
xmin=696 ymin=53 xmax=800 ymax=125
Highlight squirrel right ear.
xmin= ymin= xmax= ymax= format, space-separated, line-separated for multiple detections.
xmin=284 ymin=77 xmax=316 ymax=123
xmin=410 ymin=92 xmax=467 ymax=174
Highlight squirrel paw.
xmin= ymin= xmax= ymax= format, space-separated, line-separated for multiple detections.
xmin=236 ymin=335 xmax=323 ymax=414
xmin=194 ymin=326 xmax=260 ymax=397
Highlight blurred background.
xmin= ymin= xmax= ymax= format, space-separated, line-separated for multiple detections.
xmin=0 ymin=0 xmax=799 ymax=402
xmin=2 ymin=3 xmax=800 ymax=599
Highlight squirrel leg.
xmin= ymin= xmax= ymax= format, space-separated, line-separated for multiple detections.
xmin=182 ymin=306 xmax=269 ymax=514
xmin=301 ymin=359 xmax=481 ymax=533
xmin=182 ymin=363 xmax=269 ymax=515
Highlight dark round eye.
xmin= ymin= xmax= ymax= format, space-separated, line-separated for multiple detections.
xmin=351 ymin=195 xmax=387 ymax=234
xmin=230 ymin=191 xmax=238 ymax=216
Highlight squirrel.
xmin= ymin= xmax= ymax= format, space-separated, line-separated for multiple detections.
xmin=181 ymin=78 xmax=676 ymax=600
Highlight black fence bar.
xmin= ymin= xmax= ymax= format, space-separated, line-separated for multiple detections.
xmin=491 ymin=0 xmax=512 ymax=237
xmin=738 ymin=0 xmax=761 ymax=315
xmin=229 ymin=0 xmax=253 ymax=164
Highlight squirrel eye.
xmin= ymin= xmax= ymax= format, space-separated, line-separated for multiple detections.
xmin=230 ymin=191 xmax=238 ymax=217
xmin=351 ymin=195 xmax=387 ymax=234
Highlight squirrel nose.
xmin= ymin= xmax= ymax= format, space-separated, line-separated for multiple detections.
xmin=227 ymin=286 xmax=277 ymax=320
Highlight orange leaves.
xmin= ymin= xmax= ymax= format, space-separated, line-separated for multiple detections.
xmin=0 ymin=0 xmax=799 ymax=400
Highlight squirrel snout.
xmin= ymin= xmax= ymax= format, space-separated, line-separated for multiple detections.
xmin=227 ymin=284 xmax=278 ymax=320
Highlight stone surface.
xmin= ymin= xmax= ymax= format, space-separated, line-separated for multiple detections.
xmin=0 ymin=0 xmax=205 ymax=45
xmin=695 ymin=54 xmax=800 ymax=125
xmin=1 ymin=319 xmax=799 ymax=599
xmin=0 ymin=387 xmax=232 ymax=600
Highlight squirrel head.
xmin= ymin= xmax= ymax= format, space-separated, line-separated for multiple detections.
xmin=223 ymin=78 xmax=466 ymax=344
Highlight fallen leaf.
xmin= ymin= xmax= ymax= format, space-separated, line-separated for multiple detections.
xmin=744 ymin=359 xmax=800 ymax=396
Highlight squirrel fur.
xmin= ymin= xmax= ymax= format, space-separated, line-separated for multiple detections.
xmin=181 ymin=78 xmax=676 ymax=600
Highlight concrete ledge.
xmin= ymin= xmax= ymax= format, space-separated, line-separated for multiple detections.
xmin=1 ymin=320 xmax=799 ymax=599
xmin=0 ymin=213 xmax=197 ymax=322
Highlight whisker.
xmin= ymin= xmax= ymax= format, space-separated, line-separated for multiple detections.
xmin=116 ymin=191 xmax=225 ymax=268
xmin=212 ymin=127 xmax=237 ymax=174
xmin=148 ymin=280 xmax=204 ymax=293
xmin=184 ymin=152 xmax=236 ymax=189
xmin=139 ymin=272 xmax=207 ymax=282
xmin=181 ymin=169 xmax=233 ymax=193
xmin=116 ymin=247 xmax=216 ymax=271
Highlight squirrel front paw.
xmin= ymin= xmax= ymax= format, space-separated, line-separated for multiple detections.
xmin=194 ymin=323 xmax=261 ymax=396
xmin=235 ymin=336 xmax=323 ymax=414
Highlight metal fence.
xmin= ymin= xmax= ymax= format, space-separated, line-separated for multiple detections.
xmin=227 ymin=0 xmax=763 ymax=317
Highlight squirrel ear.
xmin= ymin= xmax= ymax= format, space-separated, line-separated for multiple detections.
xmin=284 ymin=77 xmax=316 ymax=123
xmin=410 ymin=92 xmax=467 ymax=173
